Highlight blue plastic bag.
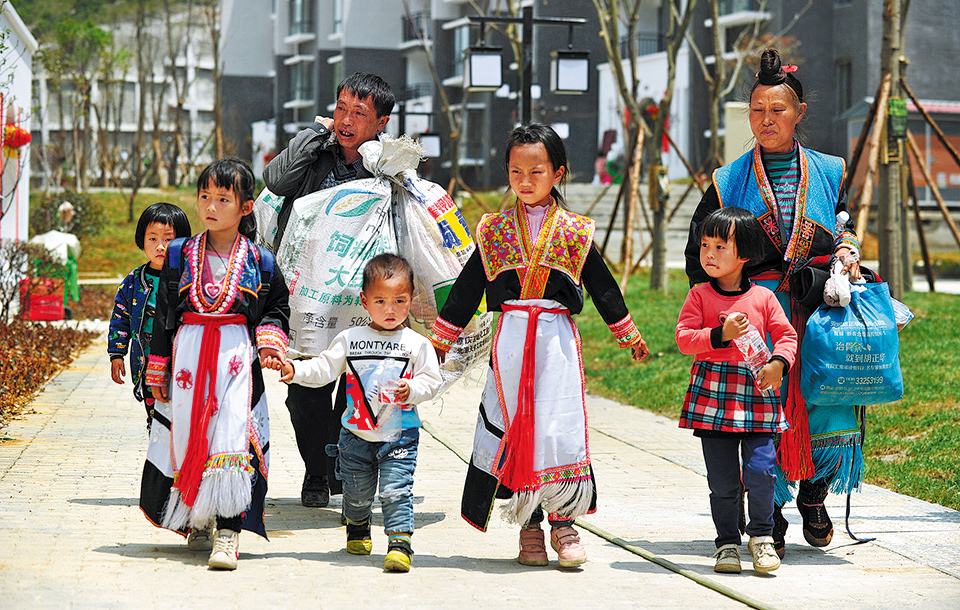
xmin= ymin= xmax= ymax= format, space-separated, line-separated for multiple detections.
xmin=801 ymin=282 xmax=903 ymax=406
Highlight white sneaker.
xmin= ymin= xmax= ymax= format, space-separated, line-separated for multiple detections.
xmin=208 ymin=530 xmax=239 ymax=570
xmin=187 ymin=520 xmax=214 ymax=551
xmin=748 ymin=535 xmax=781 ymax=573
xmin=713 ymin=543 xmax=741 ymax=573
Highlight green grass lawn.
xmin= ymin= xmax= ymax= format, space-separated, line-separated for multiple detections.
xmin=33 ymin=189 xmax=202 ymax=278
xmin=577 ymin=268 xmax=960 ymax=511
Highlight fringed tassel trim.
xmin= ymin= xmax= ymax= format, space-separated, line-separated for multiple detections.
xmin=189 ymin=465 xmax=254 ymax=528
xmin=778 ymin=300 xmax=816 ymax=481
xmin=160 ymin=489 xmax=191 ymax=531
xmin=500 ymin=477 xmax=595 ymax=526
xmin=773 ymin=464 xmax=798 ymax=507
xmin=811 ymin=432 xmax=864 ymax=496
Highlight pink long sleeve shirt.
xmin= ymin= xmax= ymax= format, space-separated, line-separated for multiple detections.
xmin=676 ymin=281 xmax=797 ymax=368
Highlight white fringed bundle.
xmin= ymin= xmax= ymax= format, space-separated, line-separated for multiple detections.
xmin=501 ymin=478 xmax=595 ymax=526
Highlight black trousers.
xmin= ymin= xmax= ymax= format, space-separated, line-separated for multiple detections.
xmin=286 ymin=375 xmax=347 ymax=495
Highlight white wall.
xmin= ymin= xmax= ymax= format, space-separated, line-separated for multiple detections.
xmin=0 ymin=3 xmax=38 ymax=242
xmin=221 ymin=0 xmax=275 ymax=77
xmin=597 ymin=47 xmax=690 ymax=181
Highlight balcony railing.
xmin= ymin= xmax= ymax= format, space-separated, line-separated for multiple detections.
xmin=719 ymin=0 xmax=756 ymax=14
xmin=402 ymin=12 xmax=431 ymax=43
xmin=403 ymin=83 xmax=433 ymax=101
xmin=618 ymin=31 xmax=665 ymax=58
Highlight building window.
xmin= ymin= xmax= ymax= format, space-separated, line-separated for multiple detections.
xmin=403 ymin=11 xmax=430 ymax=43
xmin=290 ymin=0 xmax=314 ymax=35
xmin=459 ymin=107 xmax=485 ymax=163
xmin=333 ymin=0 xmax=343 ymax=34
xmin=836 ymin=59 xmax=852 ymax=111
xmin=718 ymin=0 xmax=754 ymax=15
xmin=290 ymin=62 xmax=313 ymax=101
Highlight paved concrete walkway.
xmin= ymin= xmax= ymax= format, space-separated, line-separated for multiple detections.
xmin=2 ymin=333 xmax=959 ymax=608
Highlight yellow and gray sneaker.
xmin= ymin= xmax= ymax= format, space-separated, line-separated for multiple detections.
xmin=383 ymin=535 xmax=413 ymax=573
xmin=346 ymin=520 xmax=372 ymax=555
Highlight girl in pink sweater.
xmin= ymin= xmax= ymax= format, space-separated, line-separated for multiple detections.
xmin=676 ymin=207 xmax=797 ymax=575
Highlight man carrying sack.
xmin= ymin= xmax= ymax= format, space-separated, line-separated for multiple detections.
xmin=264 ymin=72 xmax=395 ymax=508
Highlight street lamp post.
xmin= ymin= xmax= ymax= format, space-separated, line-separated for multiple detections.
xmin=465 ymin=6 xmax=587 ymax=124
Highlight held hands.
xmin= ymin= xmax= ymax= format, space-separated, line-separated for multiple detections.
xmin=156 ymin=383 xmax=170 ymax=403
xmin=259 ymin=348 xmax=295 ymax=382
xmin=434 ymin=346 xmax=447 ymax=364
xmin=629 ymin=337 xmax=650 ymax=361
xmin=757 ymin=360 xmax=786 ymax=392
xmin=722 ymin=312 xmax=750 ymax=343
xmin=110 ymin=358 xmax=126 ymax=385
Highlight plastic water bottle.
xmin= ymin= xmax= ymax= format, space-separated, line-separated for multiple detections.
xmin=833 ymin=211 xmax=852 ymax=306
xmin=375 ymin=359 xmax=402 ymax=442
xmin=730 ymin=314 xmax=774 ymax=397
xmin=835 ymin=210 xmax=850 ymax=236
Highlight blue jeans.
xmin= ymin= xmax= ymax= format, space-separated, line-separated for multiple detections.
xmin=700 ymin=435 xmax=777 ymax=547
xmin=336 ymin=427 xmax=419 ymax=536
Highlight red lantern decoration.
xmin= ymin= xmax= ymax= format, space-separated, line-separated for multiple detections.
xmin=4 ymin=124 xmax=31 ymax=150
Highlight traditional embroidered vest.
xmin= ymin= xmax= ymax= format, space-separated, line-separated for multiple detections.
xmin=713 ymin=144 xmax=844 ymax=291
xmin=475 ymin=203 xmax=595 ymax=299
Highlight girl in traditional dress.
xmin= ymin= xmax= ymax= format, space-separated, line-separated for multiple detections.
xmin=429 ymin=123 xmax=649 ymax=568
xmin=142 ymin=158 xmax=289 ymax=570
xmin=677 ymin=206 xmax=797 ymax=574
xmin=684 ymin=49 xmax=862 ymax=558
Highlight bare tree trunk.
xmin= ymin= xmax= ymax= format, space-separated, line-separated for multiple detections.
xmin=204 ymin=0 xmax=224 ymax=159
xmin=620 ymin=124 xmax=644 ymax=292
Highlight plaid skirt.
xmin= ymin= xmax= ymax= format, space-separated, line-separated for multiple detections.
xmin=680 ymin=361 xmax=789 ymax=434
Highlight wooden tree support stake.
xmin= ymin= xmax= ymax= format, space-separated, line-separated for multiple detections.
xmin=855 ymin=74 xmax=893 ymax=238
xmin=901 ymin=78 xmax=960 ymax=171
xmin=906 ymin=130 xmax=960 ymax=249
xmin=904 ymin=154 xmax=935 ymax=292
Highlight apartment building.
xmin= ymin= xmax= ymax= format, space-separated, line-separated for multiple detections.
xmin=30 ymin=0 xmax=272 ymax=187
xmin=271 ymin=0 xmax=609 ymax=188
xmin=686 ymin=0 xmax=960 ymax=208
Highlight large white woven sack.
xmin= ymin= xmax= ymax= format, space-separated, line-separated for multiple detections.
xmin=268 ymin=134 xmax=492 ymax=390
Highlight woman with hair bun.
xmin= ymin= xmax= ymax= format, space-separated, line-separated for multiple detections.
xmin=684 ymin=48 xmax=863 ymax=559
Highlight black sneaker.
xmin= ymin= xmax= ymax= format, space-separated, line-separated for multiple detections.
xmin=797 ymin=480 xmax=833 ymax=547
xmin=346 ymin=520 xmax=372 ymax=555
xmin=301 ymin=472 xmax=330 ymax=508
xmin=772 ymin=504 xmax=788 ymax=559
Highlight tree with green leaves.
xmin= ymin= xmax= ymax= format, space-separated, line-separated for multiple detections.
xmin=37 ymin=18 xmax=113 ymax=191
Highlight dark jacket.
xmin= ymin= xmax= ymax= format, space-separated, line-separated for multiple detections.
xmin=262 ymin=123 xmax=373 ymax=250
xmin=108 ymin=264 xmax=157 ymax=401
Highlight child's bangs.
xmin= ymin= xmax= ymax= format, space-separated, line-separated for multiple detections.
xmin=197 ymin=163 xmax=240 ymax=194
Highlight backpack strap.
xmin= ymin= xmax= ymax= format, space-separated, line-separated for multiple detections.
xmin=256 ymin=244 xmax=274 ymax=288
xmin=164 ymin=237 xmax=187 ymax=331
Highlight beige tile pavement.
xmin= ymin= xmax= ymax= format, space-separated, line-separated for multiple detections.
xmin=1 ymin=334 xmax=958 ymax=608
